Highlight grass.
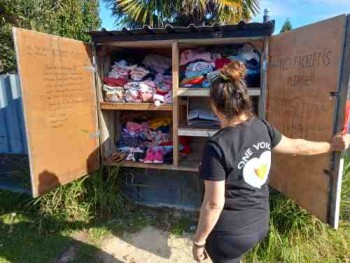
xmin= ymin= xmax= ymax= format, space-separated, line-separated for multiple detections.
xmin=0 ymin=158 xmax=350 ymax=262
xmin=245 ymin=190 xmax=350 ymax=263
xmin=0 ymin=166 xmax=129 ymax=263
xmin=244 ymin=153 xmax=350 ymax=263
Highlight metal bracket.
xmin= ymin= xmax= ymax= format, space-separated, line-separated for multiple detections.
xmin=89 ymin=130 xmax=101 ymax=139
xmin=330 ymin=91 xmax=339 ymax=97
xmin=84 ymin=66 xmax=96 ymax=72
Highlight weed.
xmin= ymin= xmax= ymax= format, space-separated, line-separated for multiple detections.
xmin=84 ymin=166 xmax=125 ymax=219
xmin=170 ymin=217 xmax=194 ymax=236
xmin=26 ymin=166 xmax=125 ymax=231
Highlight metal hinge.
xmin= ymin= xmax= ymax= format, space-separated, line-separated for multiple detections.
xmin=330 ymin=91 xmax=339 ymax=97
xmin=84 ymin=66 xmax=96 ymax=72
xmin=89 ymin=130 xmax=100 ymax=139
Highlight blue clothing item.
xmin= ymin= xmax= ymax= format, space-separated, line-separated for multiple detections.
xmin=155 ymin=125 xmax=170 ymax=133
xmin=116 ymin=134 xmax=142 ymax=148
xmin=245 ymin=59 xmax=260 ymax=70
xmin=202 ymin=79 xmax=211 ymax=88
xmin=245 ymin=69 xmax=260 ymax=87
xmin=185 ymin=69 xmax=213 ymax=78
xmin=162 ymin=145 xmax=173 ymax=153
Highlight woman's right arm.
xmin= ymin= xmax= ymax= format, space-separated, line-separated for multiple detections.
xmin=273 ymin=133 xmax=350 ymax=156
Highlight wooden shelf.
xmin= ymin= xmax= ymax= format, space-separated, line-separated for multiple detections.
xmin=100 ymin=102 xmax=173 ymax=111
xmin=178 ymin=155 xmax=201 ymax=172
xmin=104 ymin=160 xmax=198 ymax=172
xmin=177 ymin=87 xmax=261 ymax=97
xmin=178 ymin=126 xmax=219 ymax=137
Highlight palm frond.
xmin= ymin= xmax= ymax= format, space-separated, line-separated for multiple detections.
xmin=104 ymin=0 xmax=261 ymax=27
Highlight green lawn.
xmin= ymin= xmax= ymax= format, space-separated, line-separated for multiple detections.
xmin=0 ymin=165 xmax=349 ymax=263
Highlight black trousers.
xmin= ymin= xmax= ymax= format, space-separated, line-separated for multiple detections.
xmin=205 ymin=226 xmax=268 ymax=263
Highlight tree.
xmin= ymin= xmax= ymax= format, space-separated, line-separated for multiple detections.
xmin=103 ymin=0 xmax=260 ymax=28
xmin=280 ymin=18 xmax=292 ymax=33
xmin=0 ymin=0 xmax=101 ymax=74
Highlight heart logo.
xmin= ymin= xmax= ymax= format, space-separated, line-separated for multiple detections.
xmin=254 ymin=164 xmax=268 ymax=180
xmin=243 ymin=151 xmax=271 ymax=189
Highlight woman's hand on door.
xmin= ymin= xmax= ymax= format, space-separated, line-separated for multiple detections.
xmin=273 ymin=133 xmax=350 ymax=156
xmin=330 ymin=132 xmax=350 ymax=152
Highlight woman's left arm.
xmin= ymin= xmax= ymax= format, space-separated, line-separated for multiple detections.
xmin=193 ymin=180 xmax=225 ymax=262
xmin=273 ymin=133 xmax=350 ymax=156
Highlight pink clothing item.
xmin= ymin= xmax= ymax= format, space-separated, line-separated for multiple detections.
xmin=108 ymin=60 xmax=136 ymax=79
xmin=139 ymin=81 xmax=156 ymax=102
xmin=144 ymin=148 xmax=154 ymax=163
xmin=140 ymin=80 xmax=157 ymax=89
xmin=125 ymin=88 xmax=141 ymax=103
xmin=153 ymin=147 xmax=164 ymax=163
xmin=124 ymin=82 xmax=140 ymax=90
xmin=140 ymin=89 xmax=154 ymax=102
xmin=180 ymin=49 xmax=212 ymax=66
xmin=108 ymin=68 xmax=129 ymax=79
xmin=130 ymin=67 xmax=150 ymax=81
xmin=126 ymin=122 xmax=143 ymax=133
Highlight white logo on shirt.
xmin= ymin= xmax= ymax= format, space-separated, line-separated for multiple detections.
xmin=237 ymin=142 xmax=272 ymax=189
xmin=242 ymin=151 xmax=271 ymax=189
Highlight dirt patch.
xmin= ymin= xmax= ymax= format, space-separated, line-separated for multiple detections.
xmin=71 ymin=229 xmax=90 ymax=242
xmin=97 ymin=226 xmax=212 ymax=263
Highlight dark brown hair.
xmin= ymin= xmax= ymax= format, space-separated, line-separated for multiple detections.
xmin=210 ymin=61 xmax=253 ymax=120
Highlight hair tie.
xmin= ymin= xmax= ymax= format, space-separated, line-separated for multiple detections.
xmin=219 ymin=72 xmax=230 ymax=81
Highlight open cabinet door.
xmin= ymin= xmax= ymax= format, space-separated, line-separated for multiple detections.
xmin=13 ymin=28 xmax=100 ymax=197
xmin=267 ymin=15 xmax=350 ymax=228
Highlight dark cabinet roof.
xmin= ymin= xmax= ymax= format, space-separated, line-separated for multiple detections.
xmin=91 ymin=21 xmax=275 ymax=43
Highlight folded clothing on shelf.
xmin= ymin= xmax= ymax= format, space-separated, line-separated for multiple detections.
xmin=180 ymin=49 xmax=212 ymax=66
xmin=103 ymin=57 xmax=173 ymax=105
xmin=188 ymin=108 xmax=221 ymax=128
xmin=179 ymin=44 xmax=261 ymax=88
xmin=143 ymin=54 xmax=171 ymax=74
xmin=102 ymin=84 xmax=124 ymax=103
xmin=115 ymin=117 xmax=173 ymax=164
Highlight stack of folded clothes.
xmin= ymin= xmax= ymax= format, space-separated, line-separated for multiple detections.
xmin=114 ymin=117 xmax=192 ymax=165
xmin=179 ymin=44 xmax=261 ymax=88
xmin=102 ymin=54 xmax=173 ymax=105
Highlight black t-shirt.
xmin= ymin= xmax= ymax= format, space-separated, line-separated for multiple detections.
xmin=199 ymin=117 xmax=282 ymax=231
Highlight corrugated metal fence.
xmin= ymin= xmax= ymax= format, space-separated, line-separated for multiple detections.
xmin=0 ymin=74 xmax=28 ymax=154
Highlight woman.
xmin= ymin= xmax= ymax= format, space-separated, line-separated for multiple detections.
xmin=192 ymin=61 xmax=350 ymax=263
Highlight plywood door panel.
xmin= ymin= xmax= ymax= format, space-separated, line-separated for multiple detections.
xmin=13 ymin=28 xmax=100 ymax=197
xmin=266 ymin=15 xmax=348 ymax=225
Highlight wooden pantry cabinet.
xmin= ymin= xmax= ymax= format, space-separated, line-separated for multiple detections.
xmin=12 ymin=15 xmax=350 ymax=228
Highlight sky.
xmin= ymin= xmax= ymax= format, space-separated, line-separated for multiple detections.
xmin=99 ymin=0 xmax=350 ymax=34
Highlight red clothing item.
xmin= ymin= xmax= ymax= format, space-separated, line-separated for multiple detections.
xmin=179 ymin=137 xmax=191 ymax=154
xmin=343 ymin=100 xmax=350 ymax=134
xmin=215 ymin=58 xmax=231 ymax=69
xmin=104 ymin=77 xmax=128 ymax=87
xmin=181 ymin=76 xmax=205 ymax=85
